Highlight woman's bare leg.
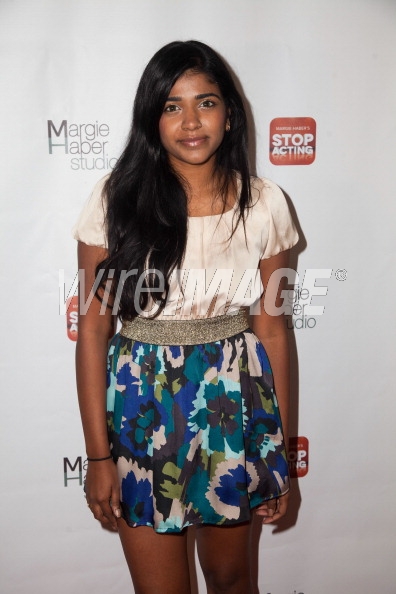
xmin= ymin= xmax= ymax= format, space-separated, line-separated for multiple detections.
xmin=196 ymin=522 xmax=253 ymax=594
xmin=118 ymin=520 xmax=191 ymax=594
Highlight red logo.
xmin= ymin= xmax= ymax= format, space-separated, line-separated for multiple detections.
xmin=270 ymin=117 xmax=316 ymax=165
xmin=288 ymin=436 xmax=309 ymax=478
xmin=66 ymin=296 xmax=78 ymax=341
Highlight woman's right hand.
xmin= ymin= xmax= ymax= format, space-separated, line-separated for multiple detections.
xmin=85 ymin=458 xmax=121 ymax=531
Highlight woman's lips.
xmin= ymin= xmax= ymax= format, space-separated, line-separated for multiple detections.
xmin=178 ymin=136 xmax=208 ymax=147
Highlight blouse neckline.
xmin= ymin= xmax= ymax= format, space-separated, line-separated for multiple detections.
xmin=187 ymin=202 xmax=238 ymax=220
xmin=187 ymin=176 xmax=240 ymax=220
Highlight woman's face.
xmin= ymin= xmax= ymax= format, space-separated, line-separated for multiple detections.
xmin=159 ymin=70 xmax=228 ymax=173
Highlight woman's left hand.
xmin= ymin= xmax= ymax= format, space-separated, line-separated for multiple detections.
xmin=255 ymin=492 xmax=289 ymax=524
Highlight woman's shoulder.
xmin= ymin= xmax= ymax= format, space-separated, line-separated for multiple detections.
xmin=248 ymin=176 xmax=287 ymax=213
xmin=90 ymin=173 xmax=111 ymax=200
xmin=250 ymin=175 xmax=283 ymax=197
xmin=247 ymin=176 xmax=299 ymax=258
xmin=71 ymin=174 xmax=110 ymax=247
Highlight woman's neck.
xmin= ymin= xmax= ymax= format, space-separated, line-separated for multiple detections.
xmin=172 ymin=161 xmax=234 ymax=217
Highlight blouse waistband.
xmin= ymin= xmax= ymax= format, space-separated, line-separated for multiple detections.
xmin=120 ymin=309 xmax=250 ymax=346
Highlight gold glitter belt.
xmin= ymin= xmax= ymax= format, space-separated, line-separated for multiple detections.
xmin=120 ymin=309 xmax=250 ymax=346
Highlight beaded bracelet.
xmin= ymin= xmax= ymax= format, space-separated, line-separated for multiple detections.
xmin=86 ymin=455 xmax=112 ymax=462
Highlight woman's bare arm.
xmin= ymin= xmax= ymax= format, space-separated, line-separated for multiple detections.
xmin=251 ymin=249 xmax=291 ymax=523
xmin=75 ymin=241 xmax=120 ymax=531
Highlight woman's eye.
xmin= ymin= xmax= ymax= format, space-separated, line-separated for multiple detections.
xmin=163 ymin=104 xmax=180 ymax=113
xmin=200 ymin=100 xmax=215 ymax=108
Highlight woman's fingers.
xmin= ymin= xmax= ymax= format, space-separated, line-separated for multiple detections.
xmin=85 ymin=462 xmax=121 ymax=531
xmin=255 ymin=500 xmax=276 ymax=522
xmin=110 ymin=499 xmax=122 ymax=519
xmin=87 ymin=497 xmax=119 ymax=531
xmin=109 ymin=482 xmax=122 ymax=521
xmin=255 ymin=493 xmax=289 ymax=524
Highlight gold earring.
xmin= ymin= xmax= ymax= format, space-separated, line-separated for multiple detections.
xmin=225 ymin=120 xmax=231 ymax=132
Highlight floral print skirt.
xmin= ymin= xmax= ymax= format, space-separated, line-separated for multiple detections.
xmin=106 ymin=328 xmax=289 ymax=533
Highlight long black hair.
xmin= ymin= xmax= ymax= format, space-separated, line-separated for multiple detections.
xmin=97 ymin=40 xmax=252 ymax=320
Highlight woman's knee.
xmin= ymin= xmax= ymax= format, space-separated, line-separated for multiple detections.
xmin=202 ymin=564 xmax=251 ymax=594
xmin=196 ymin=523 xmax=253 ymax=593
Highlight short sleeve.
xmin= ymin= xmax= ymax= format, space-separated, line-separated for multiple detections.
xmin=258 ymin=178 xmax=299 ymax=259
xmin=72 ymin=175 xmax=109 ymax=248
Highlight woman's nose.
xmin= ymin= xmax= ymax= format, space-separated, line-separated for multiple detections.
xmin=181 ymin=107 xmax=202 ymax=130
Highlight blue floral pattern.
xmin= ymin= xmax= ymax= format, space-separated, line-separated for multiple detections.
xmin=106 ymin=329 xmax=289 ymax=533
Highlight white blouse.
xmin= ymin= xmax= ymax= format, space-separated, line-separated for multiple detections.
xmin=72 ymin=175 xmax=299 ymax=320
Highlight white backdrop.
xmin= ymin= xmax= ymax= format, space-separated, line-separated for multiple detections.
xmin=1 ymin=1 xmax=396 ymax=593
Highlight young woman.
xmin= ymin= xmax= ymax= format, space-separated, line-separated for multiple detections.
xmin=73 ymin=40 xmax=299 ymax=594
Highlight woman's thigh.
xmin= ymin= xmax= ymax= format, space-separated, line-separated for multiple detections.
xmin=196 ymin=522 xmax=253 ymax=594
xmin=118 ymin=520 xmax=191 ymax=594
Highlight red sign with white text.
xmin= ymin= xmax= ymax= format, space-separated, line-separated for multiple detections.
xmin=66 ymin=296 xmax=79 ymax=341
xmin=288 ymin=436 xmax=309 ymax=478
xmin=270 ymin=117 xmax=316 ymax=165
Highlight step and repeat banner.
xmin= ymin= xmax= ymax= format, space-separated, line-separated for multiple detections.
xmin=1 ymin=1 xmax=395 ymax=593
